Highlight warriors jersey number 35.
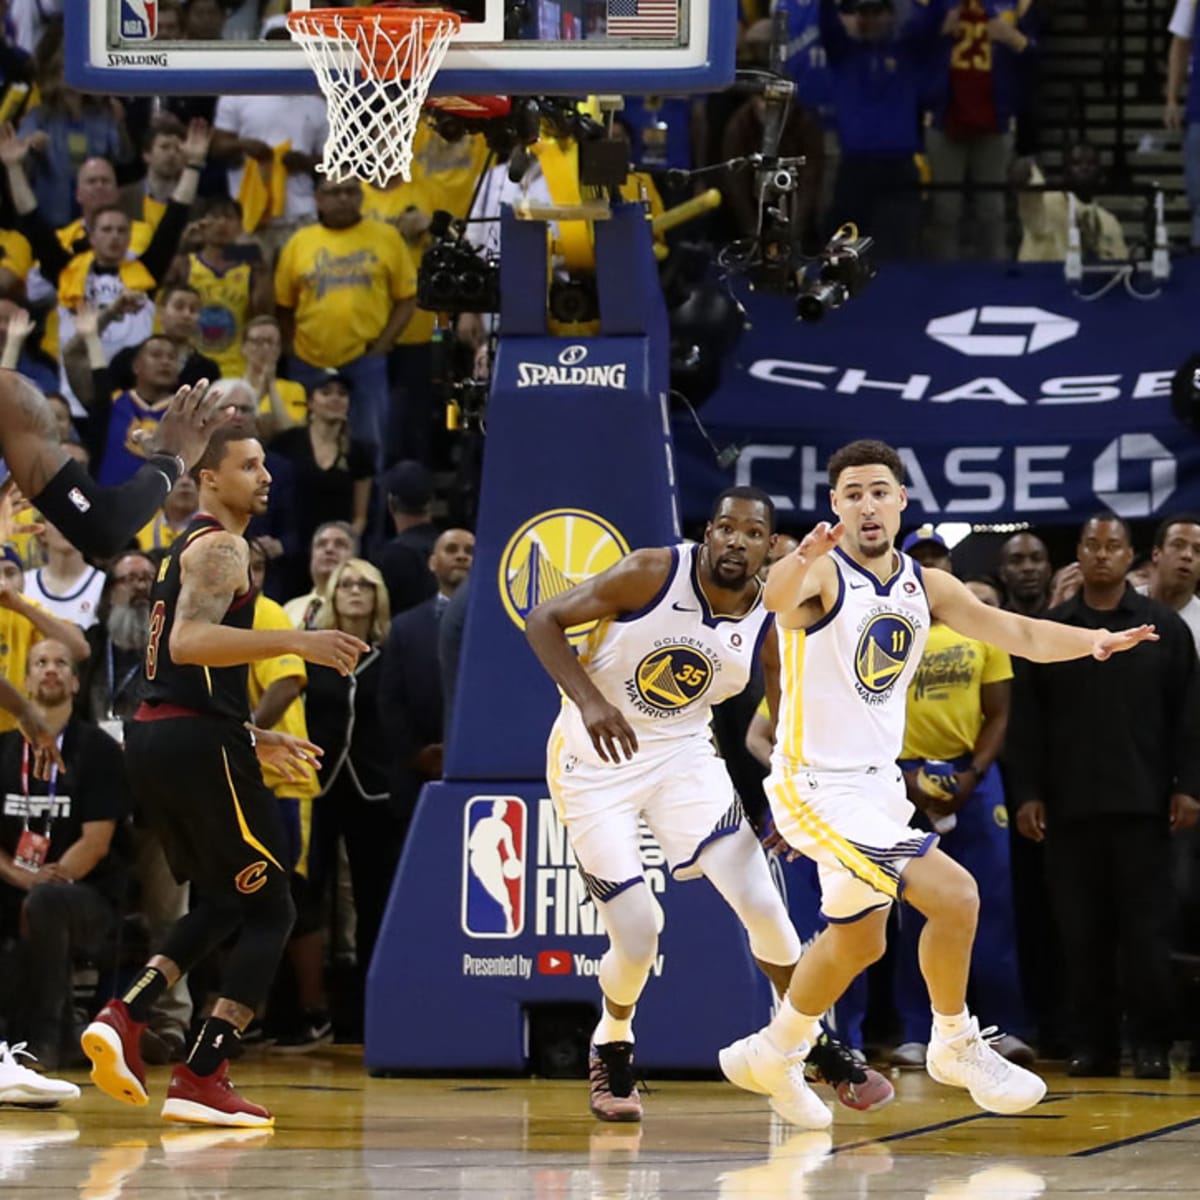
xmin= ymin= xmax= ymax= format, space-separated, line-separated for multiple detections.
xmin=555 ymin=543 xmax=775 ymax=770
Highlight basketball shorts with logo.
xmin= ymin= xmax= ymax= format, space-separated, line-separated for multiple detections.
xmin=125 ymin=716 xmax=291 ymax=902
xmin=765 ymin=765 xmax=937 ymax=922
xmin=546 ymin=728 xmax=743 ymax=899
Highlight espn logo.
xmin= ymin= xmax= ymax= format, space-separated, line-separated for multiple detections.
xmin=537 ymin=950 xmax=571 ymax=976
xmin=121 ymin=0 xmax=158 ymax=39
xmin=461 ymin=796 xmax=526 ymax=939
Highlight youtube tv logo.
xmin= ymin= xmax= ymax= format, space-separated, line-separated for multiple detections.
xmin=538 ymin=950 xmax=572 ymax=976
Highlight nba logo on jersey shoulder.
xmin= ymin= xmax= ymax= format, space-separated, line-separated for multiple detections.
xmin=121 ymin=0 xmax=157 ymax=39
xmin=462 ymin=796 xmax=527 ymax=939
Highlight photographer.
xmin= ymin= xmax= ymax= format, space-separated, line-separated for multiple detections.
xmin=818 ymin=0 xmax=941 ymax=258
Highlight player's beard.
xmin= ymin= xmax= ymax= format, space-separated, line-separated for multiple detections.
xmin=108 ymin=601 xmax=150 ymax=651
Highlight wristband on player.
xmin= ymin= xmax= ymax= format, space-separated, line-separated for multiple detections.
xmin=147 ymin=452 xmax=187 ymax=487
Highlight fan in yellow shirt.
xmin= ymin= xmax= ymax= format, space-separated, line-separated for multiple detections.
xmin=242 ymin=316 xmax=308 ymax=437
xmin=275 ymin=180 xmax=417 ymax=370
xmin=276 ymin=178 xmax=418 ymax=454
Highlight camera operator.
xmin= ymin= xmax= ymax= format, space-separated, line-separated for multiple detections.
xmin=818 ymin=0 xmax=941 ymax=258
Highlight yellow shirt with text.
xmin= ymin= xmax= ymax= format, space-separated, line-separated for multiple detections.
xmin=274 ymin=218 xmax=417 ymax=367
xmin=901 ymin=623 xmax=1012 ymax=762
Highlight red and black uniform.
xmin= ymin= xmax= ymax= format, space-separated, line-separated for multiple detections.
xmin=124 ymin=513 xmax=294 ymax=1010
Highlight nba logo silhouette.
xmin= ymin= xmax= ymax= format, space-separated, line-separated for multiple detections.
xmin=462 ymin=796 xmax=527 ymax=938
xmin=121 ymin=0 xmax=158 ymax=39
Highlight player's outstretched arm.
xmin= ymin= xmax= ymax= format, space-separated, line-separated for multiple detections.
xmin=762 ymin=521 xmax=842 ymax=618
xmin=525 ymin=548 xmax=672 ymax=763
xmin=0 ymin=372 xmax=232 ymax=561
xmin=926 ymin=568 xmax=1158 ymax=663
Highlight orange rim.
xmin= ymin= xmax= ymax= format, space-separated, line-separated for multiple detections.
xmin=287 ymin=5 xmax=462 ymax=81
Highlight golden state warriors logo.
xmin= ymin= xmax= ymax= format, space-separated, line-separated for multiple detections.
xmin=633 ymin=645 xmax=713 ymax=713
xmin=499 ymin=509 xmax=629 ymax=645
xmin=855 ymin=613 xmax=916 ymax=699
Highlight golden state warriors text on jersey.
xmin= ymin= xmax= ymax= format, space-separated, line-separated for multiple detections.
xmin=775 ymin=549 xmax=929 ymax=772
xmin=557 ymin=544 xmax=773 ymax=764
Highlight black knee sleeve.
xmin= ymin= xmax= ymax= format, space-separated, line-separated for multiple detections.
xmin=222 ymin=876 xmax=297 ymax=1011
xmin=32 ymin=454 xmax=181 ymax=560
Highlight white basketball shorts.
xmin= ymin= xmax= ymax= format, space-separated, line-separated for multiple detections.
xmin=765 ymin=765 xmax=936 ymax=922
xmin=546 ymin=725 xmax=742 ymax=899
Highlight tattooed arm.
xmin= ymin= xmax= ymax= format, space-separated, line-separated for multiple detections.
xmin=171 ymin=531 xmax=369 ymax=673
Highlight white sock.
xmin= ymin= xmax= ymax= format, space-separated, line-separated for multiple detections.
xmin=594 ymin=1005 xmax=635 ymax=1046
xmin=932 ymin=1008 xmax=973 ymax=1042
xmin=764 ymin=998 xmax=822 ymax=1054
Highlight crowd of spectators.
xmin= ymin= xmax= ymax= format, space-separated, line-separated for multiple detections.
xmin=0 ymin=0 xmax=1194 ymax=1076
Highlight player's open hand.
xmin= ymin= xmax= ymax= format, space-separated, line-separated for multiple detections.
xmin=145 ymin=379 xmax=235 ymax=468
xmin=300 ymin=629 xmax=370 ymax=676
xmin=794 ymin=521 xmax=844 ymax=564
xmin=580 ymin=697 xmax=638 ymax=764
xmin=1092 ymin=624 xmax=1157 ymax=660
xmin=18 ymin=702 xmax=64 ymax=780
xmin=250 ymin=727 xmax=323 ymax=785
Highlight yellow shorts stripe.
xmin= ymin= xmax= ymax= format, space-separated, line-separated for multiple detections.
xmin=772 ymin=776 xmax=898 ymax=900
xmin=545 ymin=727 xmax=568 ymax=824
xmin=221 ymin=748 xmax=283 ymax=870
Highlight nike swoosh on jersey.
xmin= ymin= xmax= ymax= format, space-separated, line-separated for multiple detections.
xmin=671 ymin=601 xmax=698 ymax=612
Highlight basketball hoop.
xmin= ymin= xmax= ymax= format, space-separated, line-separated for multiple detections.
xmin=286 ymin=4 xmax=463 ymax=188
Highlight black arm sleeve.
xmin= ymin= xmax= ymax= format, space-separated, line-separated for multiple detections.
xmin=30 ymin=454 xmax=180 ymax=561
xmin=16 ymin=207 xmax=69 ymax=286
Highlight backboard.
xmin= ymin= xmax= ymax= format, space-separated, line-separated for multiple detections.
xmin=67 ymin=0 xmax=735 ymax=98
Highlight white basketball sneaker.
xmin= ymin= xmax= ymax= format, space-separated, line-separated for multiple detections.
xmin=0 ymin=1042 xmax=80 ymax=1107
xmin=719 ymin=1032 xmax=833 ymax=1129
xmin=926 ymin=1021 xmax=1047 ymax=1114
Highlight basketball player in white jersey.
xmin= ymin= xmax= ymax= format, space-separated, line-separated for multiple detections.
xmin=720 ymin=440 xmax=1156 ymax=1125
xmin=526 ymin=487 xmax=891 ymax=1124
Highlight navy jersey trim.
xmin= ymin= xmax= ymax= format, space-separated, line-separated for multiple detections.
xmin=834 ymin=546 xmax=905 ymax=596
xmin=615 ymin=545 xmax=680 ymax=624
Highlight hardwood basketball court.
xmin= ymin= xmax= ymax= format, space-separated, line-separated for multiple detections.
xmin=5 ymin=1050 xmax=1200 ymax=1197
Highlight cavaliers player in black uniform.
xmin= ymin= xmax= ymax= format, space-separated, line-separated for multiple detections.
xmin=81 ymin=425 xmax=367 ymax=1127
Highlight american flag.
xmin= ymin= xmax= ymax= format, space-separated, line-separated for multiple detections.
xmin=606 ymin=0 xmax=679 ymax=39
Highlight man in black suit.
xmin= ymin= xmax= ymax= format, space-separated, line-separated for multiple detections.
xmin=379 ymin=528 xmax=474 ymax=830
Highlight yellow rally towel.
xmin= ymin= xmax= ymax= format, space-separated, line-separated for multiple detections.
xmin=57 ymin=252 xmax=156 ymax=310
xmin=239 ymin=142 xmax=290 ymax=233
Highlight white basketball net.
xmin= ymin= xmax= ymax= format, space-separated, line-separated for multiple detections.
xmin=288 ymin=9 xmax=460 ymax=188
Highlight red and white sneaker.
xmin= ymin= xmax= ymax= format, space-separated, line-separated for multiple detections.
xmin=161 ymin=1062 xmax=274 ymax=1128
xmin=81 ymin=1001 xmax=149 ymax=1107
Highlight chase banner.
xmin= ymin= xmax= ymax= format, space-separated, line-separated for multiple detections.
xmin=674 ymin=260 xmax=1200 ymax=526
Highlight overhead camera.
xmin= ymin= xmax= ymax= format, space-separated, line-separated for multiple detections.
xmin=794 ymin=225 xmax=877 ymax=323
xmin=416 ymin=211 xmax=501 ymax=315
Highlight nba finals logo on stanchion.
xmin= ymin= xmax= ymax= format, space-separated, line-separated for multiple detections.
xmin=462 ymin=797 xmax=528 ymax=938
xmin=120 ymin=0 xmax=158 ymax=38
xmin=499 ymin=509 xmax=629 ymax=646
